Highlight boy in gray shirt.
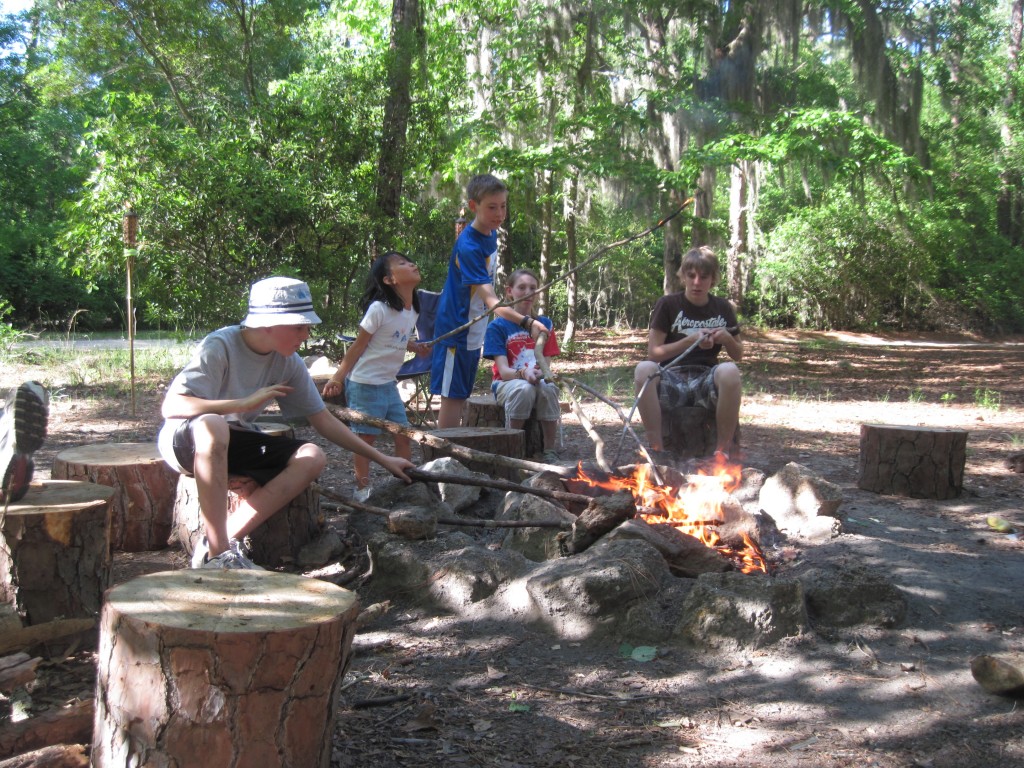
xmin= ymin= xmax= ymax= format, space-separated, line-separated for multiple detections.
xmin=158 ymin=276 xmax=412 ymax=569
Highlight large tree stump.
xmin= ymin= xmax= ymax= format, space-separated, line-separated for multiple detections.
xmin=92 ymin=570 xmax=359 ymax=768
xmin=0 ymin=481 xmax=113 ymax=625
xmin=51 ymin=443 xmax=177 ymax=553
xmin=422 ymin=427 xmax=525 ymax=480
xmin=858 ymin=424 xmax=967 ymax=499
xmin=465 ymin=395 xmax=545 ymax=457
xmin=172 ymin=476 xmax=322 ymax=568
xmin=664 ymin=407 xmax=718 ymax=459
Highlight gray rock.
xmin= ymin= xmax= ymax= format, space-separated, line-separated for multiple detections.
xmin=674 ymin=571 xmax=810 ymax=650
xmin=295 ymin=529 xmax=345 ymax=569
xmin=387 ymin=507 xmax=438 ymax=540
xmin=759 ymin=462 xmax=843 ymax=534
xmin=420 ymin=456 xmax=488 ymax=513
xmin=499 ymin=493 xmax=576 ymax=562
xmin=798 ymin=565 xmax=907 ymax=628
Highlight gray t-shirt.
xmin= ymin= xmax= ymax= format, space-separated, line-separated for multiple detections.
xmin=157 ymin=326 xmax=324 ymax=473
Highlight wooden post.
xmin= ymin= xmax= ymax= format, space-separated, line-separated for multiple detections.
xmin=0 ymin=481 xmax=113 ymax=625
xmin=465 ymin=395 xmax=544 ymax=457
xmin=51 ymin=443 xmax=177 ymax=552
xmin=858 ymin=424 xmax=967 ymax=500
xmin=92 ymin=570 xmax=359 ymax=767
xmin=172 ymin=476 xmax=322 ymax=568
xmin=422 ymin=427 xmax=525 ymax=480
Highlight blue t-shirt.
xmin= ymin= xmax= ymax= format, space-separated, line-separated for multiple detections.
xmin=433 ymin=225 xmax=498 ymax=350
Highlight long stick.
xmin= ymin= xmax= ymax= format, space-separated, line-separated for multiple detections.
xmin=326 ymin=404 xmax=577 ymax=477
xmin=318 ymin=485 xmax=571 ymax=529
xmin=428 ymin=198 xmax=695 ymax=348
xmin=405 ymin=467 xmax=591 ymax=506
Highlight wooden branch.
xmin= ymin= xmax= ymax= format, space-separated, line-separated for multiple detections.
xmin=317 ymin=485 xmax=571 ymax=530
xmin=326 ymin=405 xmax=576 ymax=477
xmin=405 ymin=467 xmax=590 ymax=506
xmin=0 ymin=619 xmax=96 ymax=657
xmin=0 ymin=700 xmax=94 ymax=761
xmin=0 ymin=653 xmax=40 ymax=693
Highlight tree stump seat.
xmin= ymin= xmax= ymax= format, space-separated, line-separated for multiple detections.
xmin=0 ymin=480 xmax=114 ymax=626
xmin=422 ymin=427 xmax=525 ymax=480
xmin=858 ymin=423 xmax=967 ymax=499
xmin=663 ymin=406 xmax=739 ymax=459
xmin=51 ymin=442 xmax=177 ymax=553
xmin=172 ymin=474 xmax=322 ymax=568
xmin=92 ymin=569 xmax=359 ymax=767
xmin=465 ymin=395 xmax=546 ymax=457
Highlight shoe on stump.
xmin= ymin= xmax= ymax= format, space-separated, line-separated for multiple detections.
xmin=0 ymin=381 xmax=49 ymax=504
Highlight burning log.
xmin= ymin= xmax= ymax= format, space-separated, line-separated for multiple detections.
xmin=557 ymin=491 xmax=637 ymax=555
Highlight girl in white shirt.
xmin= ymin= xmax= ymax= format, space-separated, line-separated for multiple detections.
xmin=324 ymin=252 xmax=427 ymax=499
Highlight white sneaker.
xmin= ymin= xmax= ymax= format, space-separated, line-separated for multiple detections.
xmin=203 ymin=550 xmax=263 ymax=570
xmin=354 ymin=486 xmax=372 ymax=502
xmin=191 ymin=536 xmax=253 ymax=568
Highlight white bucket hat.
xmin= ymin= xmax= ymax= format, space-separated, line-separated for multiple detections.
xmin=242 ymin=277 xmax=322 ymax=328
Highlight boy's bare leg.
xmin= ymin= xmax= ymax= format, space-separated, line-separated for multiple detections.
xmin=227 ymin=443 xmax=327 ymax=540
xmin=713 ymin=362 xmax=742 ymax=453
xmin=353 ymin=434 xmax=375 ymax=489
xmin=438 ymin=396 xmax=466 ymax=428
xmin=394 ymin=433 xmax=412 ymax=461
xmin=541 ymin=419 xmax=557 ymax=448
xmin=189 ymin=414 xmax=232 ymax=557
xmin=633 ymin=361 xmax=664 ymax=451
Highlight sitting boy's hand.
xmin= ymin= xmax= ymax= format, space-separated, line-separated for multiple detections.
xmin=243 ymin=384 xmax=294 ymax=411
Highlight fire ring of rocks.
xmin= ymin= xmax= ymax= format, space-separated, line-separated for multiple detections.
xmin=346 ymin=456 xmax=907 ymax=651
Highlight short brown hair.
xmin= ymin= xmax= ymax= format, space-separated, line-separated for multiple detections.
xmin=679 ymin=246 xmax=720 ymax=284
xmin=466 ymin=174 xmax=507 ymax=203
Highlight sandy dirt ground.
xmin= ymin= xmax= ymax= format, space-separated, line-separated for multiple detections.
xmin=2 ymin=327 xmax=1023 ymax=767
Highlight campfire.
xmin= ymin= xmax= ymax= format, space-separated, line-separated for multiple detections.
xmin=571 ymin=457 xmax=769 ymax=574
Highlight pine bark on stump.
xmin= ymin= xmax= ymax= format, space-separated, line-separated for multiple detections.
xmin=0 ymin=744 xmax=88 ymax=768
xmin=422 ymin=427 xmax=525 ymax=480
xmin=858 ymin=424 xmax=967 ymax=499
xmin=663 ymin=407 xmax=733 ymax=459
xmin=172 ymin=476 xmax=322 ymax=568
xmin=51 ymin=443 xmax=177 ymax=553
xmin=465 ymin=395 xmax=545 ymax=457
xmin=0 ymin=480 xmax=113 ymax=626
xmin=92 ymin=570 xmax=359 ymax=768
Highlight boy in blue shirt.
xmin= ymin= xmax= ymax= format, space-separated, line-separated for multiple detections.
xmin=430 ymin=174 xmax=547 ymax=427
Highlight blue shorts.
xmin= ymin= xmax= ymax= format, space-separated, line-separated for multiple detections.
xmin=346 ymin=380 xmax=409 ymax=435
xmin=430 ymin=345 xmax=481 ymax=400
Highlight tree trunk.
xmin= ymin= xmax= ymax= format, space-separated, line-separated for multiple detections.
xmin=562 ymin=174 xmax=579 ymax=346
xmin=172 ymin=475 xmax=321 ymax=568
xmin=92 ymin=570 xmax=359 ymax=768
xmin=421 ymin=427 xmax=525 ymax=480
xmin=374 ymin=0 xmax=420 ymax=223
xmin=51 ymin=442 xmax=177 ymax=552
xmin=0 ymin=481 xmax=113 ymax=626
xmin=857 ymin=424 xmax=967 ymax=500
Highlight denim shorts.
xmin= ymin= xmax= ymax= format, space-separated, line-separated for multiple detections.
xmin=346 ymin=380 xmax=409 ymax=435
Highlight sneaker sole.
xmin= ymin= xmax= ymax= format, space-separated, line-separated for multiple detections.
xmin=11 ymin=382 xmax=48 ymax=454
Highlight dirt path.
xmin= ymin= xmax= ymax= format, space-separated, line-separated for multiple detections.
xmin=3 ymin=328 xmax=1023 ymax=767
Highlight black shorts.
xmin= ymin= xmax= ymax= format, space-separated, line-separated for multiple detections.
xmin=171 ymin=420 xmax=311 ymax=486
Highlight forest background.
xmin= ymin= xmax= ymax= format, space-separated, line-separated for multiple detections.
xmin=2 ymin=0 xmax=1024 ymax=348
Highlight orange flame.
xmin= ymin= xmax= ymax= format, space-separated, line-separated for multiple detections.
xmin=575 ymin=457 xmax=767 ymax=573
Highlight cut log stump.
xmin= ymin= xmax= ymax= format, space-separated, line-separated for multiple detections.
xmin=858 ymin=424 xmax=967 ymax=500
xmin=0 ymin=481 xmax=113 ymax=626
xmin=172 ymin=476 xmax=322 ymax=568
xmin=51 ymin=443 xmax=177 ymax=553
xmin=422 ymin=427 xmax=525 ymax=480
xmin=465 ymin=395 xmax=545 ymax=457
xmin=92 ymin=570 xmax=359 ymax=768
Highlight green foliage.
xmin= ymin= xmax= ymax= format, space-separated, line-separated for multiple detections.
xmin=973 ymin=388 xmax=1001 ymax=412
xmin=752 ymin=189 xmax=938 ymax=330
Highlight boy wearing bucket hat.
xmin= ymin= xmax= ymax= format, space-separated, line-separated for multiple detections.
xmin=157 ymin=276 xmax=413 ymax=570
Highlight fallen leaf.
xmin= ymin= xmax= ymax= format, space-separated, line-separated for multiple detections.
xmin=631 ymin=645 xmax=658 ymax=662
xmin=401 ymin=702 xmax=438 ymax=732
xmin=486 ymin=665 xmax=506 ymax=681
